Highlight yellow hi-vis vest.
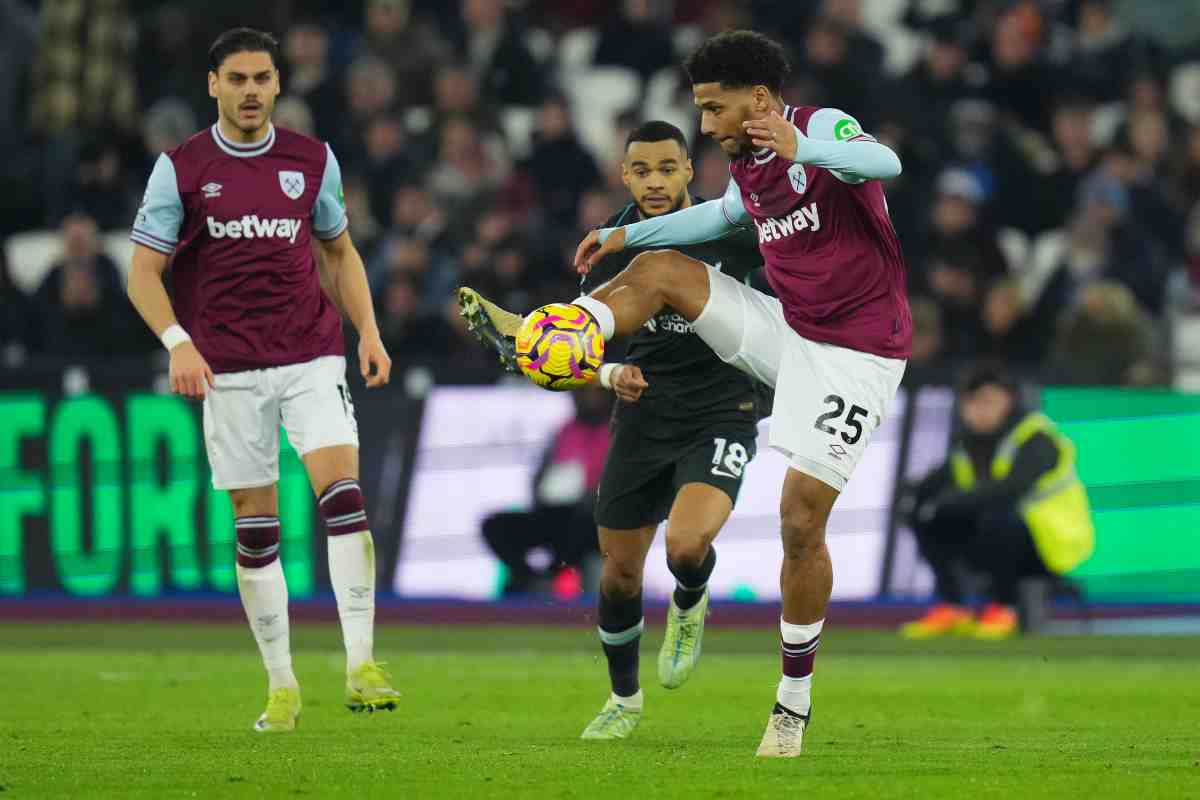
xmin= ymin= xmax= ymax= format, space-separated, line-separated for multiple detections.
xmin=949 ymin=412 xmax=1095 ymax=574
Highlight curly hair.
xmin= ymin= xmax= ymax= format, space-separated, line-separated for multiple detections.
xmin=683 ymin=30 xmax=791 ymax=94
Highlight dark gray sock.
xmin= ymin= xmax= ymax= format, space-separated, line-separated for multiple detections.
xmin=669 ymin=546 xmax=716 ymax=610
xmin=598 ymin=591 xmax=643 ymax=697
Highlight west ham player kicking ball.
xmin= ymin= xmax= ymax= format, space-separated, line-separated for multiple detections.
xmin=126 ymin=28 xmax=400 ymax=731
xmin=466 ymin=30 xmax=910 ymax=756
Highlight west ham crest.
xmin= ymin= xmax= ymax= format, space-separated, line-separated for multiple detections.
xmin=278 ymin=171 xmax=305 ymax=200
xmin=787 ymin=163 xmax=807 ymax=195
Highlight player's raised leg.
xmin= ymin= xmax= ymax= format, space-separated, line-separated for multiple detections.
xmin=303 ymin=443 xmax=400 ymax=713
xmin=458 ymin=249 xmax=715 ymax=375
xmin=581 ymin=526 xmax=656 ymax=740
xmin=755 ymin=470 xmax=837 ymax=757
xmin=658 ymin=482 xmax=732 ymax=689
xmin=570 ymin=250 xmax=711 ymax=343
xmin=231 ymin=483 xmax=302 ymax=732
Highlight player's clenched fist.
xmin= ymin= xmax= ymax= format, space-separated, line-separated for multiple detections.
xmin=574 ymin=227 xmax=627 ymax=275
xmin=169 ymin=341 xmax=215 ymax=399
xmin=359 ymin=333 xmax=392 ymax=388
xmin=611 ymin=364 xmax=650 ymax=404
xmin=742 ymin=111 xmax=798 ymax=162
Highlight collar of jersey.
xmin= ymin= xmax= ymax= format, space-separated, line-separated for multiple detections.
xmin=750 ymin=104 xmax=791 ymax=165
xmin=211 ymin=122 xmax=276 ymax=158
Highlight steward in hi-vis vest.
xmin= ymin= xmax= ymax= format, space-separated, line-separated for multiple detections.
xmin=898 ymin=365 xmax=1094 ymax=640
xmin=949 ymin=411 xmax=1094 ymax=575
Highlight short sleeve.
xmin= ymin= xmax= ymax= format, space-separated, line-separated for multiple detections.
xmin=720 ymin=178 xmax=750 ymax=226
xmin=803 ymin=108 xmax=877 ymax=184
xmin=130 ymin=154 xmax=183 ymax=254
xmin=804 ymin=107 xmax=876 ymax=143
xmin=312 ymin=144 xmax=349 ymax=240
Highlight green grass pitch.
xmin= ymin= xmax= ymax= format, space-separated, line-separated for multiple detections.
xmin=2 ymin=622 xmax=1197 ymax=798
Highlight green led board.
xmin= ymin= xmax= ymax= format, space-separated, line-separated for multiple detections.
xmin=1043 ymin=388 xmax=1200 ymax=600
xmin=0 ymin=393 xmax=314 ymax=597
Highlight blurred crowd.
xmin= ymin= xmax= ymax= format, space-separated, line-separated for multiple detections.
xmin=3 ymin=0 xmax=1200 ymax=387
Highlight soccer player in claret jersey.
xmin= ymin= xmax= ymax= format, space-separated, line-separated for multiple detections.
xmin=463 ymin=30 xmax=910 ymax=757
xmin=126 ymin=28 xmax=399 ymax=731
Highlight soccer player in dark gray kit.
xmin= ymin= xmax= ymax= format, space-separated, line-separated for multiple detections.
xmin=463 ymin=120 xmax=766 ymax=740
xmin=127 ymin=27 xmax=398 ymax=732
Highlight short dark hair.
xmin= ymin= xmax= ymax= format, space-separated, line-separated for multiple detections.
xmin=209 ymin=27 xmax=281 ymax=72
xmin=959 ymin=361 xmax=1018 ymax=395
xmin=625 ymin=120 xmax=689 ymax=157
xmin=684 ymin=30 xmax=791 ymax=94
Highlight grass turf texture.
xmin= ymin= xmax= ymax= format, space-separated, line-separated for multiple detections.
xmin=2 ymin=623 xmax=1197 ymax=799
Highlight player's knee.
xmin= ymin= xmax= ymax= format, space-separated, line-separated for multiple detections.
xmin=230 ymin=495 xmax=255 ymax=518
xmin=229 ymin=487 xmax=275 ymax=518
xmin=627 ymin=250 xmax=697 ymax=292
xmin=600 ymin=556 xmax=643 ymax=599
xmin=665 ymin=535 xmax=714 ymax=572
xmin=780 ymin=498 xmax=825 ymax=560
xmin=235 ymin=515 xmax=280 ymax=568
xmin=629 ymin=250 xmax=709 ymax=319
xmin=317 ymin=478 xmax=370 ymax=536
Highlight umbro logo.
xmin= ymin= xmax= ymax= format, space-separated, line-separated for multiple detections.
xmin=828 ymin=443 xmax=848 ymax=460
xmin=202 ymin=182 xmax=222 ymax=199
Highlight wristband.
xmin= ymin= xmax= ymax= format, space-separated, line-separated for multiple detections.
xmin=161 ymin=324 xmax=191 ymax=351
xmin=598 ymin=362 xmax=620 ymax=389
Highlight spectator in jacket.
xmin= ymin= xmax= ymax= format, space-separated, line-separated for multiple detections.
xmin=897 ymin=364 xmax=1094 ymax=639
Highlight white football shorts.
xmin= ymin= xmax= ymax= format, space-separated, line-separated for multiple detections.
xmin=202 ymin=355 xmax=359 ymax=490
xmin=691 ymin=263 xmax=906 ymax=490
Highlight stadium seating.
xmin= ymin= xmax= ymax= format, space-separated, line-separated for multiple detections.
xmin=4 ymin=230 xmax=136 ymax=293
xmin=499 ymin=107 xmax=538 ymax=159
xmin=565 ymin=67 xmax=643 ymax=163
xmin=640 ymin=67 xmax=697 ymax=149
xmin=1168 ymin=61 xmax=1200 ymax=124
xmin=1170 ymin=313 xmax=1200 ymax=390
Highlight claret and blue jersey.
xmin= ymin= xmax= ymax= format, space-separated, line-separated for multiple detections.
xmin=602 ymin=105 xmax=913 ymax=361
xmin=131 ymin=123 xmax=349 ymax=373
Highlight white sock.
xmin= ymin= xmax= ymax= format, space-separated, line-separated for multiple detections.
xmin=613 ymin=688 xmax=644 ymax=709
xmin=781 ymin=617 xmax=824 ymax=644
xmin=776 ymin=675 xmax=813 ymax=715
xmin=572 ymin=294 xmax=616 ymax=340
xmin=236 ymin=559 xmax=297 ymax=691
xmin=328 ymin=530 xmax=376 ymax=673
xmin=778 ymin=617 xmax=824 ymax=716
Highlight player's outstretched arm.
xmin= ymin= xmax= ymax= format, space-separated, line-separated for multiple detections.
xmin=317 ymin=230 xmax=391 ymax=388
xmin=574 ymin=182 xmax=748 ymax=275
xmin=744 ymin=110 xmax=901 ymax=183
xmin=127 ymin=244 xmax=214 ymax=398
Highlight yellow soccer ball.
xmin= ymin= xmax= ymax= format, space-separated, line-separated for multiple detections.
xmin=514 ymin=303 xmax=605 ymax=390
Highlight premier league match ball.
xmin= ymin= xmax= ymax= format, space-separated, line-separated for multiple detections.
xmin=514 ymin=303 xmax=605 ymax=390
